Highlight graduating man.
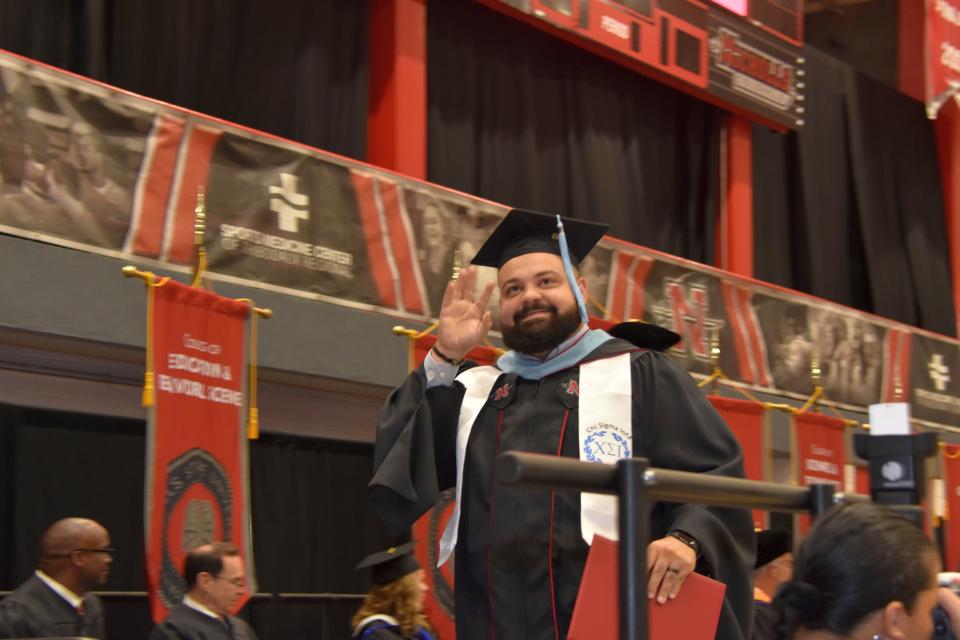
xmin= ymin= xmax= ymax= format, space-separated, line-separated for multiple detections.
xmin=370 ymin=209 xmax=755 ymax=640
xmin=0 ymin=517 xmax=111 ymax=639
xmin=148 ymin=543 xmax=257 ymax=640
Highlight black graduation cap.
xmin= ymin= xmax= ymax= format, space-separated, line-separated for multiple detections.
xmin=754 ymin=529 xmax=792 ymax=569
xmin=470 ymin=208 xmax=609 ymax=269
xmin=607 ymin=321 xmax=681 ymax=352
xmin=356 ymin=542 xmax=421 ymax=585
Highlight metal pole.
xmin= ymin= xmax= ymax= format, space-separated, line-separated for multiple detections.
xmin=808 ymin=483 xmax=836 ymax=519
xmin=618 ymin=457 xmax=650 ymax=640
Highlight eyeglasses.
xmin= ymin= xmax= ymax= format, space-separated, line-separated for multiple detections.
xmin=45 ymin=547 xmax=115 ymax=559
xmin=211 ymin=575 xmax=246 ymax=588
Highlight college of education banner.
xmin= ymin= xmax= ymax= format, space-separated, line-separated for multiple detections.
xmin=793 ymin=412 xmax=846 ymax=534
xmin=708 ymin=397 xmax=767 ymax=529
xmin=5 ymin=47 xmax=960 ymax=432
xmin=144 ymin=279 xmax=255 ymax=622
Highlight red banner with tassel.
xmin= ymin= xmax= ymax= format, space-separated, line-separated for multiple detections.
xmin=793 ymin=412 xmax=846 ymax=534
xmin=144 ymin=279 xmax=256 ymax=622
xmin=708 ymin=397 xmax=767 ymax=529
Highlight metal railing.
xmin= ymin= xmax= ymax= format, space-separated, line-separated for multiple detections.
xmin=496 ymin=450 xmax=922 ymax=640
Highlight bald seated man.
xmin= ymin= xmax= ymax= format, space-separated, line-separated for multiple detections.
xmin=0 ymin=517 xmax=112 ymax=638
xmin=148 ymin=543 xmax=258 ymax=640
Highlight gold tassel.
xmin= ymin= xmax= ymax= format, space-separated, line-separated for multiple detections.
xmin=143 ymin=279 xmax=158 ymax=406
xmin=246 ymin=301 xmax=260 ymax=439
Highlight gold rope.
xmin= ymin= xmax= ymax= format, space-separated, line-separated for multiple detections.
xmin=234 ymin=298 xmax=272 ymax=440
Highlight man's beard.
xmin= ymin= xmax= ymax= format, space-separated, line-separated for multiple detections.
xmin=502 ymin=301 xmax=582 ymax=356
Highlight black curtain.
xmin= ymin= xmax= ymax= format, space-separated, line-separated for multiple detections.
xmin=0 ymin=0 xmax=369 ymax=160
xmin=753 ymin=46 xmax=955 ymax=336
xmin=0 ymin=404 xmax=395 ymax=640
xmin=427 ymin=0 xmax=723 ymax=264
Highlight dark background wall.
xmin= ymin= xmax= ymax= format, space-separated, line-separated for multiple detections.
xmin=0 ymin=404 xmax=394 ymax=639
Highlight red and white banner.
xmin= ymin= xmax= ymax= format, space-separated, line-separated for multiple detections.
xmin=926 ymin=0 xmax=960 ymax=117
xmin=708 ymin=397 xmax=767 ymax=529
xmin=793 ymin=412 xmax=846 ymax=534
xmin=942 ymin=445 xmax=960 ymax=570
xmin=144 ymin=280 xmax=255 ymax=622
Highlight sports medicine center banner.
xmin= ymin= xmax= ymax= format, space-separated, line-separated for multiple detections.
xmin=144 ymin=279 xmax=255 ymax=622
xmin=4 ymin=49 xmax=960 ymax=431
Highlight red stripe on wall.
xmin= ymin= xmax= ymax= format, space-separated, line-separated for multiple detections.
xmin=721 ymin=281 xmax=755 ymax=384
xmin=350 ymin=172 xmax=398 ymax=309
xmin=738 ymin=287 xmax=771 ymax=386
xmin=627 ymin=256 xmax=654 ymax=320
xmin=164 ymin=126 xmax=222 ymax=264
xmin=128 ymin=115 xmax=184 ymax=257
xmin=379 ymin=179 xmax=426 ymax=315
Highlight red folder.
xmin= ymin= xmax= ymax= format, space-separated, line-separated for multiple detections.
xmin=568 ymin=535 xmax=726 ymax=640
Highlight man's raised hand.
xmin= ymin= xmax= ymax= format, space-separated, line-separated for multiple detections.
xmin=435 ymin=266 xmax=495 ymax=361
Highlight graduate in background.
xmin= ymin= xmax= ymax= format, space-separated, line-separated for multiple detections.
xmin=0 ymin=517 xmax=110 ymax=639
xmin=351 ymin=543 xmax=434 ymax=640
xmin=369 ymin=209 xmax=755 ymax=640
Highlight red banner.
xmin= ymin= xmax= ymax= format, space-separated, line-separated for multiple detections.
xmin=942 ymin=445 xmax=960 ymax=570
xmin=408 ymin=332 xmax=497 ymax=639
xmin=793 ymin=412 xmax=846 ymax=534
xmin=145 ymin=280 xmax=254 ymax=622
xmin=708 ymin=397 xmax=767 ymax=529
xmin=926 ymin=0 xmax=960 ymax=117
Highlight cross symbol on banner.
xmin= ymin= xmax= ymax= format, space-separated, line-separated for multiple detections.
xmin=268 ymin=172 xmax=310 ymax=233
xmin=929 ymin=353 xmax=951 ymax=392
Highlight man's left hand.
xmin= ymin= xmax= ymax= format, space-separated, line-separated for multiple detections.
xmin=646 ymin=536 xmax=696 ymax=604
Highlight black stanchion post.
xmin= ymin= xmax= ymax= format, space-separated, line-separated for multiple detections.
xmin=808 ymin=483 xmax=836 ymax=519
xmin=618 ymin=457 xmax=650 ymax=640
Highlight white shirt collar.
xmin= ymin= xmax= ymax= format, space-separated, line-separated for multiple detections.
xmin=183 ymin=594 xmax=223 ymax=621
xmin=35 ymin=570 xmax=82 ymax=610
xmin=352 ymin=614 xmax=399 ymax=637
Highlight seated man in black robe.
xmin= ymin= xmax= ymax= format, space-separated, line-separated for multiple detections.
xmin=370 ymin=209 xmax=755 ymax=640
xmin=148 ymin=543 xmax=258 ymax=640
xmin=0 ymin=517 xmax=111 ymax=639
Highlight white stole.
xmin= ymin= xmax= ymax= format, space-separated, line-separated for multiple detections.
xmin=436 ymin=353 xmax=633 ymax=566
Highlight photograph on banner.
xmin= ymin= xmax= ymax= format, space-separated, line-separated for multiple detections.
xmin=0 ymin=62 xmax=150 ymax=249
xmin=206 ymin=133 xmax=382 ymax=305
xmin=580 ymin=242 xmax=613 ymax=319
xmin=400 ymin=185 xmax=504 ymax=318
xmin=909 ymin=333 xmax=960 ymax=426
xmin=640 ymin=260 xmax=734 ymax=377
xmin=753 ymin=294 xmax=884 ymax=405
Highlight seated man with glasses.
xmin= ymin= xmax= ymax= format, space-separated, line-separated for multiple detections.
xmin=148 ymin=542 xmax=258 ymax=640
xmin=0 ymin=517 xmax=112 ymax=639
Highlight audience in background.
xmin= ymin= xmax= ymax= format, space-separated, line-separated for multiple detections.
xmin=751 ymin=529 xmax=794 ymax=640
xmin=769 ymin=503 xmax=960 ymax=640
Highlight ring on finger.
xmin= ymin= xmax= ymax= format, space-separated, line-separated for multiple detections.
xmin=665 ymin=567 xmax=680 ymax=574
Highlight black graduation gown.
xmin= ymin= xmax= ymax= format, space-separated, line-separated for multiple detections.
xmin=0 ymin=574 xmax=104 ymax=639
xmin=147 ymin=603 xmax=258 ymax=640
xmin=370 ymin=338 xmax=756 ymax=640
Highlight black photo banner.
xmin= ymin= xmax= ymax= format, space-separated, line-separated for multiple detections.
xmin=1 ymin=48 xmax=958 ymax=429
